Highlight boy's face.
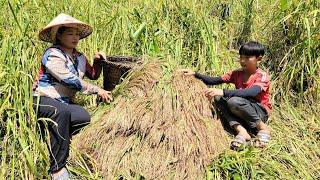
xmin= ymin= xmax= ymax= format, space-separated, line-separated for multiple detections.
xmin=239 ymin=55 xmax=261 ymax=73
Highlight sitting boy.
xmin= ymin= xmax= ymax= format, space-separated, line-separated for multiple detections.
xmin=181 ymin=41 xmax=271 ymax=149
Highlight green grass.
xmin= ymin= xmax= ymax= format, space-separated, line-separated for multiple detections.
xmin=0 ymin=0 xmax=319 ymax=179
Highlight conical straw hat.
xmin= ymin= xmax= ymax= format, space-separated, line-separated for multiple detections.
xmin=39 ymin=13 xmax=93 ymax=43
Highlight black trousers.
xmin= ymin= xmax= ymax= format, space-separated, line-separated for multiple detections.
xmin=33 ymin=96 xmax=91 ymax=173
xmin=214 ymin=96 xmax=268 ymax=133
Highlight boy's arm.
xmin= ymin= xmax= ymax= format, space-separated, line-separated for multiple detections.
xmin=195 ymin=72 xmax=224 ymax=85
xmin=223 ymin=85 xmax=261 ymax=98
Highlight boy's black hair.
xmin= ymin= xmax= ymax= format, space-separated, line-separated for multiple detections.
xmin=239 ymin=41 xmax=265 ymax=57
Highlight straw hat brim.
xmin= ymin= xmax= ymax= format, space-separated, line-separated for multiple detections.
xmin=39 ymin=22 xmax=93 ymax=43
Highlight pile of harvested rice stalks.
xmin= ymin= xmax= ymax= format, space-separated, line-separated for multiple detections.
xmin=71 ymin=60 xmax=229 ymax=179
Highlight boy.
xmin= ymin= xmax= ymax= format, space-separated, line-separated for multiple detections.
xmin=181 ymin=41 xmax=271 ymax=149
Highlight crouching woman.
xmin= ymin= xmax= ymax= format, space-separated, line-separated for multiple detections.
xmin=33 ymin=13 xmax=112 ymax=179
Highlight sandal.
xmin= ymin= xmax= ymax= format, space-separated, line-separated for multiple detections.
xmin=255 ymin=130 xmax=270 ymax=148
xmin=230 ymin=134 xmax=251 ymax=150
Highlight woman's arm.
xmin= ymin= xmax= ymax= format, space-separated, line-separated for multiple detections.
xmin=85 ymin=51 xmax=106 ymax=80
xmin=85 ymin=60 xmax=103 ymax=80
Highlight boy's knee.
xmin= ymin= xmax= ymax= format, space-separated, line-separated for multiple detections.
xmin=227 ymin=97 xmax=243 ymax=108
xmin=227 ymin=97 xmax=246 ymax=114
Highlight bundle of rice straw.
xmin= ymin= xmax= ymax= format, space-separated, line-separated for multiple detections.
xmin=71 ymin=60 xmax=229 ymax=179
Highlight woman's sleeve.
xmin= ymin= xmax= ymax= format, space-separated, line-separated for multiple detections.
xmin=85 ymin=58 xmax=103 ymax=80
xmin=42 ymin=49 xmax=99 ymax=94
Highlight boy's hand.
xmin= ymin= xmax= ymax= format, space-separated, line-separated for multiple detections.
xmin=204 ymin=88 xmax=223 ymax=99
xmin=94 ymin=51 xmax=106 ymax=61
xmin=178 ymin=69 xmax=195 ymax=76
xmin=97 ymin=88 xmax=113 ymax=103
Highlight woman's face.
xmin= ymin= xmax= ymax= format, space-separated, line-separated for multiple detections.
xmin=56 ymin=27 xmax=80 ymax=49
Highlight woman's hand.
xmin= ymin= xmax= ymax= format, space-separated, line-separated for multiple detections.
xmin=204 ymin=88 xmax=223 ymax=99
xmin=94 ymin=51 xmax=106 ymax=61
xmin=97 ymin=88 xmax=113 ymax=103
xmin=178 ymin=69 xmax=195 ymax=76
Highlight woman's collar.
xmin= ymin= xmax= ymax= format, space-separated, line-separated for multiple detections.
xmin=52 ymin=45 xmax=81 ymax=57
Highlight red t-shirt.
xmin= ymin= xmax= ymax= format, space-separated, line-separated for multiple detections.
xmin=221 ymin=68 xmax=272 ymax=114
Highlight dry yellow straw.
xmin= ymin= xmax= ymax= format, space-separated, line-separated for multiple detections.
xmin=72 ymin=60 xmax=229 ymax=179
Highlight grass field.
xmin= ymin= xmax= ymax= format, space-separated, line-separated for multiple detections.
xmin=0 ymin=0 xmax=319 ymax=179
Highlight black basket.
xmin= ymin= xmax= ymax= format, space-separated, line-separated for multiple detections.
xmin=102 ymin=56 xmax=141 ymax=91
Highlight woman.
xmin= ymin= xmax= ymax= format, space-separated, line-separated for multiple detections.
xmin=33 ymin=13 xmax=112 ymax=179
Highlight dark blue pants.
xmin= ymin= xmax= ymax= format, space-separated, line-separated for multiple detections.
xmin=33 ymin=96 xmax=91 ymax=173
xmin=214 ymin=96 xmax=268 ymax=132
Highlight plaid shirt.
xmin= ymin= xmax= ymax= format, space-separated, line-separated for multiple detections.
xmin=33 ymin=45 xmax=102 ymax=104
